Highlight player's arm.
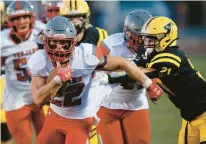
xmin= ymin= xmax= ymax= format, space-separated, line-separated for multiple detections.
xmin=31 ymin=76 xmax=51 ymax=106
xmin=97 ymin=42 xmax=159 ymax=83
xmin=99 ymin=55 xmax=152 ymax=87
xmin=28 ymin=51 xmax=70 ymax=106
xmin=108 ymin=52 xmax=181 ymax=83
xmin=108 ymin=67 xmax=158 ymax=84
xmin=31 ymin=76 xmax=60 ymax=106
xmin=95 ymin=47 xmax=163 ymax=102
xmin=28 ymin=53 xmax=62 ymax=106
xmin=31 ymin=66 xmax=72 ymax=106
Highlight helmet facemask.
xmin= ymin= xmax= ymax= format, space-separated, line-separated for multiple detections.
xmin=123 ymin=10 xmax=152 ymax=54
xmin=43 ymin=36 xmax=77 ymax=63
xmin=142 ymin=30 xmax=176 ymax=56
xmin=8 ymin=14 xmax=34 ymax=37
xmin=124 ymin=27 xmax=144 ymax=54
xmin=143 ymin=33 xmax=166 ymax=51
xmin=43 ymin=16 xmax=77 ymax=63
xmin=6 ymin=1 xmax=35 ymax=39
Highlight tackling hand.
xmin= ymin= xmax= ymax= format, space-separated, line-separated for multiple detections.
xmin=146 ymin=78 xmax=163 ymax=104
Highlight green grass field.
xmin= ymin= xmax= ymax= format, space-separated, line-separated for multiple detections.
xmin=149 ymin=54 xmax=206 ymax=144
xmin=10 ymin=55 xmax=206 ymax=144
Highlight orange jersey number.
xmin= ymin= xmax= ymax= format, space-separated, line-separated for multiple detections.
xmin=13 ymin=58 xmax=28 ymax=81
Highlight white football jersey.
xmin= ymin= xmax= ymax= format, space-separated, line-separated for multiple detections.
xmin=99 ymin=33 xmax=149 ymax=110
xmin=28 ymin=43 xmax=108 ymax=119
xmin=1 ymin=27 xmax=42 ymax=111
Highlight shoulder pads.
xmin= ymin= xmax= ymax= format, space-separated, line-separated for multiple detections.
xmin=27 ymin=50 xmax=51 ymax=77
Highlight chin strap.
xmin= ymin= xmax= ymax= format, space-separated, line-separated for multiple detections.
xmin=168 ymin=37 xmax=179 ymax=47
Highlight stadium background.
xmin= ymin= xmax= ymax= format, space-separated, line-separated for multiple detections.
xmin=2 ymin=1 xmax=206 ymax=144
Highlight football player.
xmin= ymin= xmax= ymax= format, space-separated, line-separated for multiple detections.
xmin=38 ymin=0 xmax=62 ymax=119
xmin=28 ymin=16 xmax=163 ymax=144
xmin=94 ymin=10 xmax=153 ymax=144
xmin=109 ymin=16 xmax=206 ymax=144
xmin=41 ymin=0 xmax=62 ymax=23
xmin=1 ymin=2 xmax=12 ymax=144
xmin=59 ymin=0 xmax=108 ymax=47
xmin=0 ymin=1 xmax=45 ymax=143
xmin=140 ymin=16 xmax=206 ymax=144
xmin=59 ymin=0 xmax=108 ymax=142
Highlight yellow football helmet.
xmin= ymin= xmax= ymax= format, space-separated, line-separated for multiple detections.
xmin=60 ymin=0 xmax=90 ymax=27
xmin=141 ymin=16 xmax=178 ymax=52
xmin=0 ymin=0 xmax=6 ymax=25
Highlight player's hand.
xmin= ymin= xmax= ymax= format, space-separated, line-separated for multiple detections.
xmin=57 ymin=65 xmax=72 ymax=82
xmin=53 ymin=65 xmax=72 ymax=84
xmin=146 ymin=78 xmax=163 ymax=104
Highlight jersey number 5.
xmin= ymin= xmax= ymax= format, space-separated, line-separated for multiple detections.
xmin=13 ymin=58 xmax=28 ymax=81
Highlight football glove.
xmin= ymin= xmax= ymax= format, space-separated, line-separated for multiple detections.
xmin=53 ymin=65 xmax=72 ymax=84
xmin=144 ymin=78 xmax=163 ymax=104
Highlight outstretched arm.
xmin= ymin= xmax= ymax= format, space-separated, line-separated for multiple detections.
xmin=108 ymin=68 xmax=159 ymax=84
xmin=31 ymin=66 xmax=72 ymax=106
xmin=99 ymin=55 xmax=150 ymax=86
xmin=31 ymin=76 xmax=60 ymax=106
xmin=97 ymin=55 xmax=163 ymax=103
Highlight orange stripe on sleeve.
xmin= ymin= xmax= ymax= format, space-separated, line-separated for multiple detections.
xmin=96 ymin=46 xmax=104 ymax=59
xmin=99 ymin=43 xmax=110 ymax=55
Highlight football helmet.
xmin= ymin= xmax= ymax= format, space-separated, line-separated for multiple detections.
xmin=124 ymin=9 xmax=152 ymax=53
xmin=141 ymin=16 xmax=178 ymax=52
xmin=43 ymin=16 xmax=77 ymax=63
xmin=41 ymin=0 xmax=62 ymax=22
xmin=6 ymin=1 xmax=35 ymax=35
xmin=60 ymin=0 xmax=90 ymax=32
xmin=0 ymin=0 xmax=5 ymax=25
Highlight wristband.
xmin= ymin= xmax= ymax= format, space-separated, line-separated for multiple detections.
xmin=53 ymin=75 xmax=62 ymax=85
xmin=142 ymin=77 xmax=152 ymax=89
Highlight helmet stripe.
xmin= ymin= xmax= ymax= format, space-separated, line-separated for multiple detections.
xmin=69 ymin=0 xmax=72 ymax=11
xmin=16 ymin=0 xmax=21 ymax=10
xmin=75 ymin=0 xmax=77 ymax=10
